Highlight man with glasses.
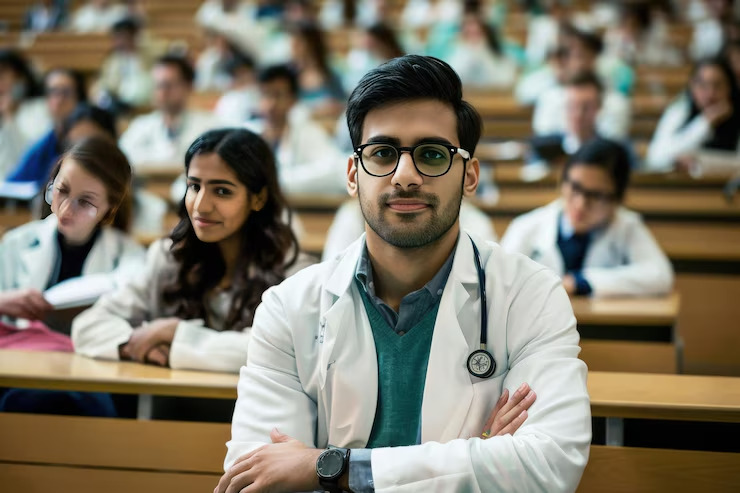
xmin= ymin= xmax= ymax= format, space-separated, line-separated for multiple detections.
xmin=217 ymin=55 xmax=590 ymax=493
xmin=504 ymin=137 xmax=673 ymax=298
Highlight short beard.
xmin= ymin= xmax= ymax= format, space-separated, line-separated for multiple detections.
xmin=358 ymin=185 xmax=462 ymax=249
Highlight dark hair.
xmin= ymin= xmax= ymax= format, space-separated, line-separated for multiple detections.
xmin=620 ymin=2 xmax=652 ymax=33
xmin=290 ymin=21 xmax=332 ymax=76
xmin=111 ymin=17 xmax=140 ymax=35
xmin=155 ymin=55 xmax=196 ymax=85
xmin=0 ymin=49 xmax=42 ymax=98
xmin=44 ymin=68 xmax=87 ymax=104
xmin=224 ymin=49 xmax=256 ymax=77
xmin=48 ymin=136 xmax=133 ymax=231
xmin=366 ymin=23 xmax=404 ymax=59
xmin=258 ymin=64 xmax=299 ymax=96
xmin=162 ymin=128 xmax=299 ymax=330
xmin=563 ymin=137 xmax=631 ymax=201
xmin=562 ymin=24 xmax=604 ymax=55
xmin=60 ymin=104 xmax=118 ymax=142
xmin=685 ymin=57 xmax=740 ymax=151
xmin=564 ymin=70 xmax=604 ymax=95
xmin=346 ymin=55 xmax=483 ymax=154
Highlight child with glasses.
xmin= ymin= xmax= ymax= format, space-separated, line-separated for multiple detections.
xmin=0 ymin=136 xmax=144 ymax=325
xmin=502 ymin=137 xmax=674 ymax=297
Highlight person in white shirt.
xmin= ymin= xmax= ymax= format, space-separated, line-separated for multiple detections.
xmin=341 ymin=22 xmax=404 ymax=93
xmin=213 ymin=51 xmax=259 ymax=125
xmin=532 ymin=28 xmax=632 ymax=140
xmin=646 ymin=57 xmax=740 ymax=172
xmin=216 ymin=54 xmax=589 ymax=493
xmin=24 ymin=0 xmax=67 ymax=32
xmin=70 ymin=0 xmax=127 ymax=33
xmin=245 ymin=64 xmax=346 ymax=194
xmin=446 ymin=13 xmax=518 ymax=90
xmin=503 ymin=137 xmax=673 ymax=298
xmin=73 ymin=128 xmax=309 ymax=374
xmin=524 ymin=0 xmax=570 ymax=68
xmin=94 ymin=18 xmax=153 ymax=111
xmin=0 ymin=50 xmax=51 ymax=180
xmin=690 ymin=0 xmax=735 ymax=60
xmin=119 ymin=55 xmax=222 ymax=169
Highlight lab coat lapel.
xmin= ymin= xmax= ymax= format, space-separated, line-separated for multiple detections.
xmin=82 ymin=227 xmax=115 ymax=275
xmin=18 ymin=216 xmax=58 ymax=291
xmin=321 ymin=236 xmax=378 ymax=447
xmin=421 ymin=235 xmax=480 ymax=443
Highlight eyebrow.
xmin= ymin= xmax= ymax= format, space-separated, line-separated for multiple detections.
xmin=187 ymin=177 xmax=238 ymax=187
xmin=365 ymin=135 xmax=455 ymax=147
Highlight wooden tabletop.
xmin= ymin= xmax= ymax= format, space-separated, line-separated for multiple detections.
xmin=571 ymin=292 xmax=680 ymax=326
xmin=1 ymin=350 xmax=739 ymax=423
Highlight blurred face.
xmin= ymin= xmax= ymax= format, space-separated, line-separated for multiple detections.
xmin=461 ymin=15 xmax=485 ymax=45
xmin=152 ymin=64 xmax=191 ymax=115
xmin=561 ymin=164 xmax=618 ymax=234
xmin=185 ymin=152 xmax=264 ymax=244
xmin=290 ymin=34 xmax=307 ymax=62
xmin=565 ymin=84 xmax=601 ymax=140
xmin=564 ymin=42 xmax=597 ymax=77
xmin=50 ymin=158 xmax=111 ymax=244
xmin=258 ymin=78 xmax=296 ymax=127
xmin=111 ymin=30 xmax=136 ymax=52
xmin=348 ymin=99 xmax=479 ymax=249
xmin=690 ymin=65 xmax=730 ymax=110
xmin=46 ymin=72 xmax=79 ymax=123
xmin=65 ymin=120 xmax=112 ymax=146
xmin=0 ymin=67 xmax=21 ymax=97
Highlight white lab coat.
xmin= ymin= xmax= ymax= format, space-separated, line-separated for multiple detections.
xmin=321 ymin=199 xmax=498 ymax=261
xmin=70 ymin=3 xmax=127 ymax=33
xmin=447 ymin=43 xmax=518 ymax=90
xmin=0 ymin=99 xmax=51 ymax=180
xmin=645 ymin=96 xmax=740 ymax=172
xmin=226 ymin=233 xmax=591 ymax=491
xmin=0 ymin=215 xmax=145 ymax=296
xmin=533 ymin=86 xmax=632 ymax=140
xmin=72 ymin=239 xmax=314 ymax=373
xmin=245 ymin=109 xmax=346 ymax=195
xmin=119 ymin=110 xmax=223 ymax=168
xmin=501 ymin=200 xmax=674 ymax=297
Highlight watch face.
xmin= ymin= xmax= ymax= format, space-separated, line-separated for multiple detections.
xmin=317 ymin=449 xmax=344 ymax=479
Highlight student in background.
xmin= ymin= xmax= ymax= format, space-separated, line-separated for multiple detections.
xmin=70 ymin=0 xmax=127 ymax=33
xmin=6 ymin=69 xmax=88 ymax=188
xmin=341 ymin=22 xmax=404 ymax=93
xmin=690 ymin=0 xmax=736 ymax=60
xmin=245 ymin=64 xmax=346 ymax=194
xmin=646 ymin=57 xmax=740 ymax=172
xmin=214 ymin=51 xmax=260 ymax=125
xmin=288 ymin=21 xmax=346 ymax=117
xmin=73 ymin=128 xmax=310 ymax=375
xmin=119 ymin=55 xmax=221 ymax=169
xmin=0 ymin=51 xmax=51 ymax=180
xmin=94 ymin=17 xmax=153 ymax=112
xmin=24 ymin=0 xmax=67 ymax=32
xmin=502 ymin=138 xmax=673 ymax=298
xmin=446 ymin=13 xmax=518 ymax=90
xmin=0 ymin=136 xmax=144 ymax=325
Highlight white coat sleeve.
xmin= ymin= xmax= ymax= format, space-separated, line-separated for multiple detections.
xmin=168 ymin=321 xmax=251 ymax=373
xmin=645 ymin=103 xmax=713 ymax=171
xmin=369 ymin=267 xmax=591 ymax=492
xmin=118 ymin=117 xmax=150 ymax=166
xmin=499 ymin=216 xmax=532 ymax=255
xmin=225 ymin=285 xmax=318 ymax=467
xmin=72 ymin=241 xmax=166 ymax=360
xmin=597 ymin=92 xmax=631 ymax=140
xmin=581 ymin=219 xmax=674 ymax=297
xmin=279 ymin=123 xmax=347 ymax=195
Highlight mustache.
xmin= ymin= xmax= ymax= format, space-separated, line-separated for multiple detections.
xmin=379 ymin=190 xmax=440 ymax=207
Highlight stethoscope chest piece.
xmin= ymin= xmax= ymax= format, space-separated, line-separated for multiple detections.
xmin=467 ymin=348 xmax=496 ymax=379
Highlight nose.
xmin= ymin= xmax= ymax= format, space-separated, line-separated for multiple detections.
xmin=58 ymin=197 xmax=74 ymax=218
xmin=193 ymin=188 xmax=213 ymax=214
xmin=390 ymin=151 xmax=423 ymax=190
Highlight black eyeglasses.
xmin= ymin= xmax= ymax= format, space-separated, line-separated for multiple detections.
xmin=354 ymin=142 xmax=471 ymax=178
xmin=564 ymin=179 xmax=617 ymax=206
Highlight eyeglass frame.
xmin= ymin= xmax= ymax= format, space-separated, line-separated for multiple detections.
xmin=45 ymin=181 xmax=101 ymax=219
xmin=562 ymin=178 xmax=618 ymax=207
xmin=354 ymin=142 xmax=472 ymax=178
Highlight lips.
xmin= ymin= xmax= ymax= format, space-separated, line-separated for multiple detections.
xmin=386 ymin=199 xmax=429 ymax=212
xmin=194 ymin=217 xmax=220 ymax=227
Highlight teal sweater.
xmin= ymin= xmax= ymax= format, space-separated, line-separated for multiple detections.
xmin=358 ymin=282 xmax=440 ymax=448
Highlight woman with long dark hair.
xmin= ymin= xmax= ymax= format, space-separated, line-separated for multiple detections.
xmin=646 ymin=57 xmax=740 ymax=171
xmin=72 ymin=128 xmax=309 ymax=373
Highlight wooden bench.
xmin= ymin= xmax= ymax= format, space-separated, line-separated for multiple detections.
xmin=1 ymin=351 xmax=739 ymax=492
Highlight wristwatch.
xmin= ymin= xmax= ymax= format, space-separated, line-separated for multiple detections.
xmin=316 ymin=447 xmax=350 ymax=492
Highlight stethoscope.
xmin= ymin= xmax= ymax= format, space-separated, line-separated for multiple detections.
xmin=467 ymin=235 xmax=497 ymax=379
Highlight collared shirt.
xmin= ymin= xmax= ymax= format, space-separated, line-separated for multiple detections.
xmin=348 ymin=236 xmax=458 ymax=492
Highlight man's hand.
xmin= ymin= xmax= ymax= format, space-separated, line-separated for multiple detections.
xmin=214 ymin=428 xmax=322 ymax=493
xmin=704 ymin=100 xmax=733 ymax=127
xmin=0 ymin=289 xmax=53 ymax=320
xmin=481 ymin=382 xmax=537 ymax=438
xmin=121 ymin=318 xmax=179 ymax=364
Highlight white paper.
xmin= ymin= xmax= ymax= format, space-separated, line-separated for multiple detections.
xmin=0 ymin=180 xmax=40 ymax=201
xmin=43 ymin=273 xmax=112 ymax=310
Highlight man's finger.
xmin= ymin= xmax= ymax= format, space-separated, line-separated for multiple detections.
xmin=482 ymin=389 xmax=508 ymax=435
xmin=499 ymin=390 xmax=537 ymax=427
xmin=270 ymin=427 xmax=294 ymax=444
xmin=146 ymin=347 xmax=168 ymax=366
xmin=225 ymin=469 xmax=255 ymax=493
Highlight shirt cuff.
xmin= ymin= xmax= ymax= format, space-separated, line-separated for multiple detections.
xmin=571 ymin=270 xmax=593 ymax=296
xmin=348 ymin=448 xmax=374 ymax=493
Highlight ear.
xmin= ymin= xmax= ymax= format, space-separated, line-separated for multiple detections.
xmin=463 ymin=157 xmax=480 ymax=198
xmin=250 ymin=187 xmax=268 ymax=212
xmin=347 ymin=155 xmax=359 ymax=198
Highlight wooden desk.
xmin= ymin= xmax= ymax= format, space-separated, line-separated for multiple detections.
xmin=571 ymin=293 xmax=680 ymax=327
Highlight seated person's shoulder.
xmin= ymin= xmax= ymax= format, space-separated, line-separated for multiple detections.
xmin=486 ymin=239 xmax=559 ymax=288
